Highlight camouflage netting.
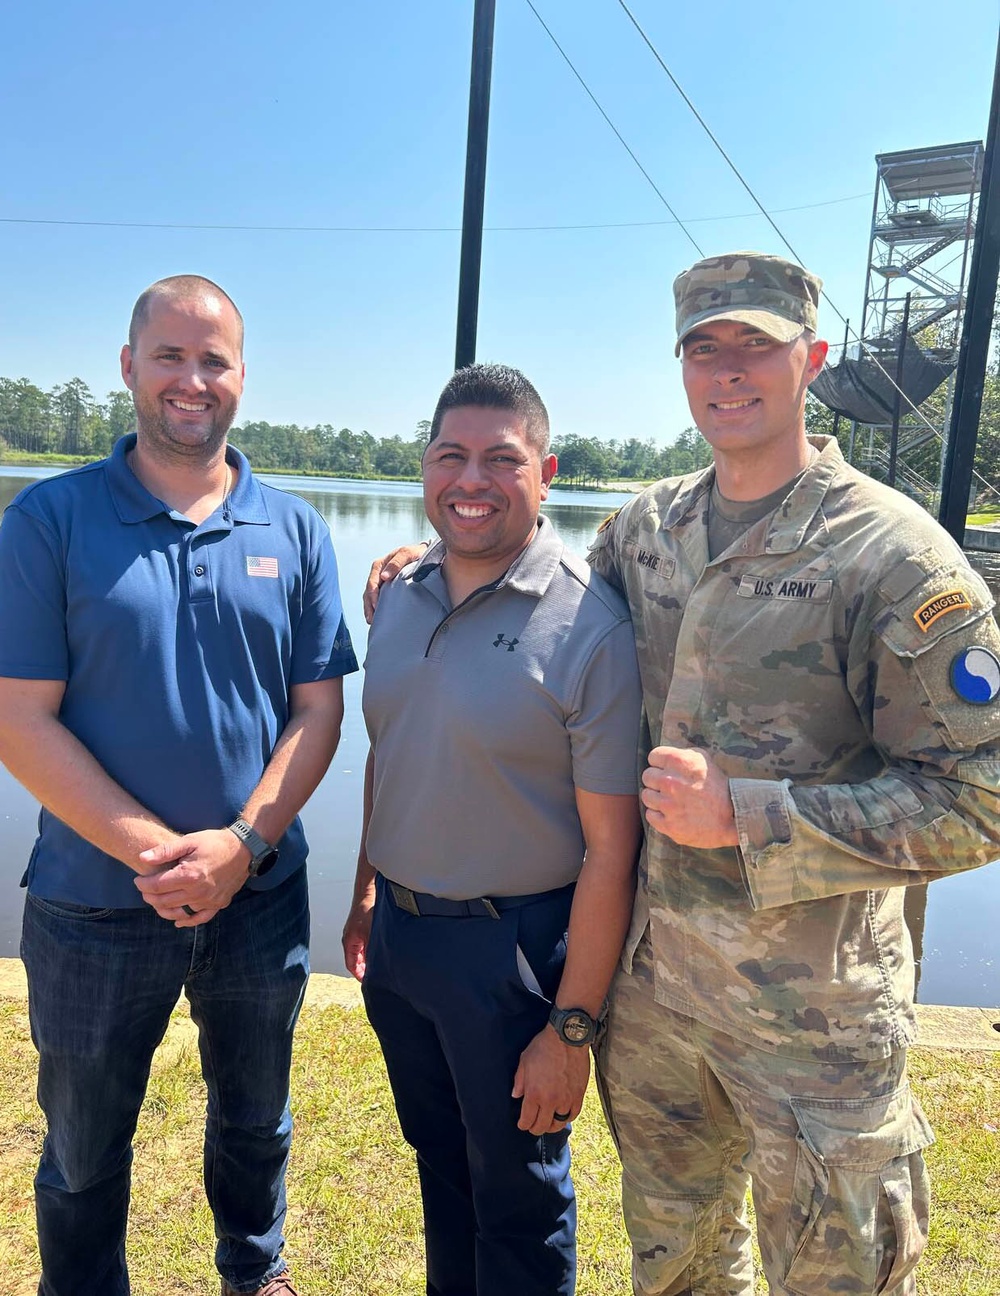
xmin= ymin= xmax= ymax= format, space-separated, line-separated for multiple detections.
xmin=811 ymin=339 xmax=955 ymax=425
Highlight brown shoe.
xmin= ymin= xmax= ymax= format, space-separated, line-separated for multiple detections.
xmin=221 ymin=1272 xmax=298 ymax=1296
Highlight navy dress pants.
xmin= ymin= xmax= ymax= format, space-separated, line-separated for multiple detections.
xmin=362 ymin=879 xmax=577 ymax=1296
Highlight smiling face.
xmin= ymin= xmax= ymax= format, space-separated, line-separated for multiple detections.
xmin=680 ymin=319 xmax=827 ymax=468
xmin=422 ymin=405 xmax=557 ymax=582
xmin=120 ymin=292 xmax=245 ymax=463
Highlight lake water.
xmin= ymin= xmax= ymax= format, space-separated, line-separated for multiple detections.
xmin=0 ymin=466 xmax=997 ymax=1009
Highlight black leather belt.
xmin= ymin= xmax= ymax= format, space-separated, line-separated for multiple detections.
xmin=384 ymin=878 xmax=573 ymax=920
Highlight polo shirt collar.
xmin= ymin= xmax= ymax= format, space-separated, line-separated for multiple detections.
xmin=225 ymin=444 xmax=271 ymax=525
xmin=500 ymin=515 xmax=563 ymax=597
xmin=413 ymin=514 xmax=564 ymax=601
xmin=106 ymin=435 xmax=159 ymax=523
xmin=106 ymin=434 xmax=270 ymax=527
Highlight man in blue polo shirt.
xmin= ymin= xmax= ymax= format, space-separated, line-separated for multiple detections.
xmin=0 ymin=274 xmax=358 ymax=1296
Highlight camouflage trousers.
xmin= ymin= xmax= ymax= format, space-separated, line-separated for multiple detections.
xmin=594 ymin=938 xmax=934 ymax=1296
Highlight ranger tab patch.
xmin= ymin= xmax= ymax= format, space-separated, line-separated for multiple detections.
xmin=950 ymin=647 xmax=1000 ymax=705
xmin=913 ymin=589 xmax=971 ymax=632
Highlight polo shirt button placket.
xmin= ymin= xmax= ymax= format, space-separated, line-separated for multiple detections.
xmin=187 ymin=539 xmax=213 ymax=602
xmin=426 ymin=619 xmax=451 ymax=662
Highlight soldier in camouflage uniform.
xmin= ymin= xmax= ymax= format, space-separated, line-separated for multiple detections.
xmin=587 ymin=251 xmax=1000 ymax=1296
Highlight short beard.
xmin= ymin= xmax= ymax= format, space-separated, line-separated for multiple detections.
xmin=132 ymin=394 xmax=235 ymax=464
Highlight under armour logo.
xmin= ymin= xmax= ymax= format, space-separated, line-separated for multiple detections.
xmin=493 ymin=633 xmax=519 ymax=652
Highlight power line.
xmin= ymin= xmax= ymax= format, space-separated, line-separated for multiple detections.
xmin=685 ymin=193 xmax=869 ymax=223
xmin=0 ymin=191 xmax=870 ymax=236
xmin=614 ymin=0 xmax=996 ymax=492
xmin=615 ymin=0 xmax=809 ymax=266
xmin=521 ymin=0 xmax=704 ymax=254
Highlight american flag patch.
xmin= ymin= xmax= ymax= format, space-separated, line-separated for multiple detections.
xmin=246 ymin=555 xmax=279 ymax=578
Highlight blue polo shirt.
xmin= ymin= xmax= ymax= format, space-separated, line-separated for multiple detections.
xmin=0 ymin=434 xmax=358 ymax=907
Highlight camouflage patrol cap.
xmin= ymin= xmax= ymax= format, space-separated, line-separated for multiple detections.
xmin=673 ymin=251 xmax=822 ymax=356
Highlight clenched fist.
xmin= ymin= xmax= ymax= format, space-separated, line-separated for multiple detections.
xmin=641 ymin=746 xmax=739 ymax=848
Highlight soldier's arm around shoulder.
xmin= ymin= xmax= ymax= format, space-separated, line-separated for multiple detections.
xmin=734 ymin=541 xmax=1000 ymax=909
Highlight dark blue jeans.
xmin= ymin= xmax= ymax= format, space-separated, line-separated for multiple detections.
xmin=362 ymin=878 xmax=577 ymax=1296
xmin=21 ymin=868 xmax=309 ymax=1296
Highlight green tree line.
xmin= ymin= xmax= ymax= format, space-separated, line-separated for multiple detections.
xmin=0 ymin=377 xmax=437 ymax=479
xmin=0 ymin=375 xmax=714 ymax=484
xmin=0 ymin=377 xmax=136 ymax=459
xmin=551 ymin=428 xmax=712 ymax=484
xmin=2 ymin=362 xmax=997 ymax=497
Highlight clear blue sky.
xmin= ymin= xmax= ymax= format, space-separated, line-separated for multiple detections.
xmin=2 ymin=0 xmax=998 ymax=446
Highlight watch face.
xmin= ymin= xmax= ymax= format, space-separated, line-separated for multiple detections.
xmin=248 ymin=848 xmax=279 ymax=878
xmin=563 ymin=1012 xmax=593 ymax=1044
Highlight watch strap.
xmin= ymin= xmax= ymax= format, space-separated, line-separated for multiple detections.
xmin=227 ymin=817 xmax=277 ymax=875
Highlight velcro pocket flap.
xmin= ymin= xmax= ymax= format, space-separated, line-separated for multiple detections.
xmin=876 ymin=554 xmax=994 ymax=660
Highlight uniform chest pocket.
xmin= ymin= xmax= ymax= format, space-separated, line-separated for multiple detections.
xmin=717 ymin=561 xmax=840 ymax=679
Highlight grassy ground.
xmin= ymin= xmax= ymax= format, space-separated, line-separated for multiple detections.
xmin=0 ymin=995 xmax=997 ymax=1295
xmin=0 ymin=450 xmax=95 ymax=466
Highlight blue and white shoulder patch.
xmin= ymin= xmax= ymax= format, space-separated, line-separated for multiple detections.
xmin=950 ymin=647 xmax=1000 ymax=705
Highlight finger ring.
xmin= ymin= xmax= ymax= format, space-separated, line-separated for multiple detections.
xmin=182 ymin=904 xmax=197 ymax=917
xmin=553 ymin=1110 xmax=571 ymax=1121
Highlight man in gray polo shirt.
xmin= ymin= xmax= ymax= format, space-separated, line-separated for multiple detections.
xmin=342 ymin=363 xmax=641 ymax=1296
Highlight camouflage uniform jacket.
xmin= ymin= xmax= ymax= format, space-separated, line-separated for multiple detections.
xmin=589 ymin=435 xmax=1000 ymax=1062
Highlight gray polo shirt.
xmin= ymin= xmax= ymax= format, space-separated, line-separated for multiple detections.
xmin=362 ymin=515 xmax=641 ymax=899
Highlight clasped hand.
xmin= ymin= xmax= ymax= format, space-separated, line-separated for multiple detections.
xmin=134 ymin=828 xmax=251 ymax=927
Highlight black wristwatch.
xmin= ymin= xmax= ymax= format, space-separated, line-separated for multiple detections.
xmin=548 ymin=1005 xmax=597 ymax=1047
xmin=228 ymin=817 xmax=279 ymax=878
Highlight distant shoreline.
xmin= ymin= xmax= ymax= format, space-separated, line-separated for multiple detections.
xmin=9 ymin=456 xmax=994 ymax=511
xmin=0 ymin=454 xmax=646 ymax=494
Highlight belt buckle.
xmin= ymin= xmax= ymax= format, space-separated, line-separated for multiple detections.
xmin=389 ymin=882 xmax=421 ymax=916
xmin=480 ymin=897 xmax=500 ymax=920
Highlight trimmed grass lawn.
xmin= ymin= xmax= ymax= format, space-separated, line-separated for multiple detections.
xmin=1 ymin=997 xmax=996 ymax=1295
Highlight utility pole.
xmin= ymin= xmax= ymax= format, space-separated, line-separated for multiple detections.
xmin=938 ymin=26 xmax=1000 ymax=541
xmin=454 ymin=0 xmax=496 ymax=371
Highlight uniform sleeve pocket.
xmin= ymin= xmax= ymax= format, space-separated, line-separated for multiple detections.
xmin=874 ymin=559 xmax=1000 ymax=749
xmin=782 ymin=1082 xmax=934 ymax=1295
xmin=875 ymin=557 xmax=994 ymax=659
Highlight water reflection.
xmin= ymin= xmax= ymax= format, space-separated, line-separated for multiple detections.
xmin=0 ymin=468 xmax=996 ymax=1007
xmin=297 ymin=488 xmax=427 ymax=527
